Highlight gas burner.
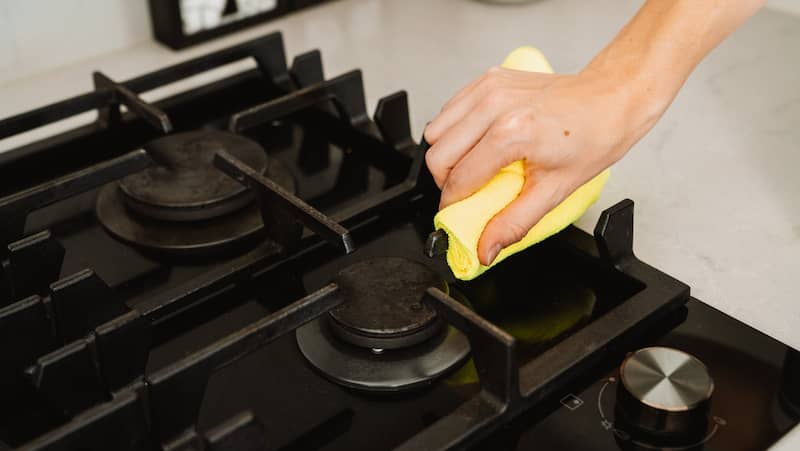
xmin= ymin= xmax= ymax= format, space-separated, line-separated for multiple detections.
xmin=119 ymin=130 xmax=268 ymax=222
xmin=296 ymin=257 xmax=470 ymax=392
xmin=96 ymin=130 xmax=295 ymax=256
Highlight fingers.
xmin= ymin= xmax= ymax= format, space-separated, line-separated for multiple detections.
xmin=439 ymin=109 xmax=534 ymax=208
xmin=425 ymin=98 xmax=508 ymax=188
xmin=423 ymin=73 xmax=487 ymax=144
xmin=442 ymin=74 xmax=486 ymax=112
xmin=477 ymin=177 xmax=567 ymax=266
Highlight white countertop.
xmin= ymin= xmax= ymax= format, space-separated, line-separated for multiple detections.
xmin=1 ymin=0 xmax=799 ymax=447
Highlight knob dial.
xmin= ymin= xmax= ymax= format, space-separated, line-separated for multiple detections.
xmin=615 ymin=347 xmax=714 ymax=440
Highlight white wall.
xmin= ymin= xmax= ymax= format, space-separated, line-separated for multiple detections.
xmin=0 ymin=0 xmax=151 ymax=85
xmin=0 ymin=0 xmax=797 ymax=87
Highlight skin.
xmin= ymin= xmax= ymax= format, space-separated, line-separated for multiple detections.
xmin=423 ymin=0 xmax=769 ymax=266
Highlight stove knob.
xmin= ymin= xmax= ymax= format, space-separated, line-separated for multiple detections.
xmin=615 ymin=347 xmax=713 ymax=440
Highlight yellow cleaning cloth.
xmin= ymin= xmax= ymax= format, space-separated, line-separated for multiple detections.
xmin=433 ymin=47 xmax=610 ymax=280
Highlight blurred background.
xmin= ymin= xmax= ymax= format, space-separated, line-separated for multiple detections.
xmin=0 ymin=0 xmax=798 ymax=86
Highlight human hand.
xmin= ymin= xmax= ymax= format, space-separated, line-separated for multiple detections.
xmin=423 ymin=65 xmax=664 ymax=266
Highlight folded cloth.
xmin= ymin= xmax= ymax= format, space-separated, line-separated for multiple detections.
xmin=432 ymin=46 xmax=611 ymax=280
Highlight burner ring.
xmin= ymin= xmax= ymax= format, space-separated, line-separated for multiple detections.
xmin=296 ymin=289 xmax=472 ymax=392
xmin=326 ymin=316 xmax=444 ymax=350
xmin=120 ymin=184 xmax=256 ymax=223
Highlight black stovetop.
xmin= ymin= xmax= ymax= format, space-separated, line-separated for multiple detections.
xmin=0 ymin=32 xmax=797 ymax=451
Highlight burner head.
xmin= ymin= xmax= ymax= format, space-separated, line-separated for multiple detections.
xmin=97 ymin=154 xmax=295 ymax=257
xmin=328 ymin=257 xmax=447 ymax=350
xmin=296 ymin=257 xmax=471 ymax=392
xmin=119 ymin=130 xmax=268 ymax=221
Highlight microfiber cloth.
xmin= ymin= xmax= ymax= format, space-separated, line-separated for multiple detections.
xmin=432 ymin=47 xmax=610 ymax=280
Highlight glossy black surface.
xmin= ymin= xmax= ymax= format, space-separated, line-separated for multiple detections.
xmin=132 ymin=213 xmax=798 ymax=451
xmin=140 ymin=213 xmax=659 ymax=449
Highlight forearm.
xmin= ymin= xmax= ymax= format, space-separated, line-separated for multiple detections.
xmin=584 ymin=0 xmax=767 ymax=143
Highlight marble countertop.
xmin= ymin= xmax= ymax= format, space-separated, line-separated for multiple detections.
xmin=1 ymin=0 xmax=799 ymax=447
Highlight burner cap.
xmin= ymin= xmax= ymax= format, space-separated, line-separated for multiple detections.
xmin=328 ymin=257 xmax=448 ymax=350
xmin=119 ymin=130 xmax=268 ymax=221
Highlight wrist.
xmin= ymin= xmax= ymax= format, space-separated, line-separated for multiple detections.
xmin=580 ymin=51 xmax=678 ymax=162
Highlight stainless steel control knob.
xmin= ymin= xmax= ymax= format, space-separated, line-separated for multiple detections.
xmin=615 ymin=347 xmax=714 ymax=439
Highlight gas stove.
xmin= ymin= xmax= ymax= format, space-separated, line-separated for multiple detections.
xmin=0 ymin=32 xmax=797 ymax=451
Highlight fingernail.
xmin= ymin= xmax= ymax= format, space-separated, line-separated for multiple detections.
xmin=484 ymin=244 xmax=502 ymax=266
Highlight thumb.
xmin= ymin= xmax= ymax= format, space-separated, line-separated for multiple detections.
xmin=477 ymin=178 xmax=563 ymax=266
